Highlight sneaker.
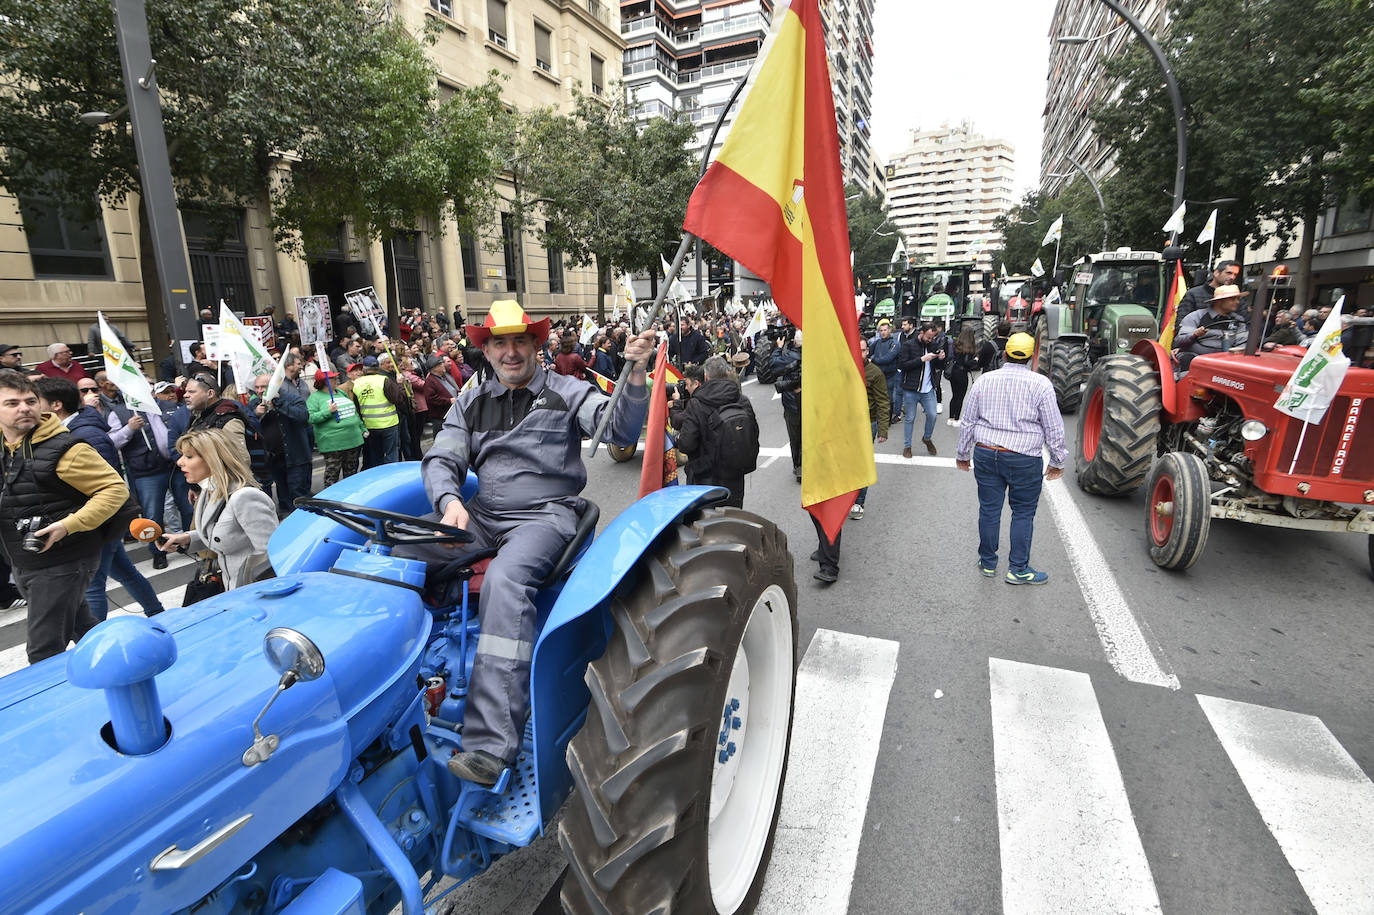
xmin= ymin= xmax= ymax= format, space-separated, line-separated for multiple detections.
xmin=0 ymin=596 xmax=25 ymax=611
xmin=977 ymin=560 xmax=996 ymax=577
xmin=1005 ymin=567 xmax=1049 ymax=586
xmin=152 ymin=552 xmax=168 ymax=570
xmin=810 ymin=549 xmax=821 ymax=562
xmin=813 ymin=567 xmax=838 ymax=584
xmin=936 ymin=403 xmax=943 ymax=415
xmin=923 ymin=438 xmax=937 ymax=456
xmin=447 ymin=750 xmax=507 ymax=787
xmin=849 ymin=504 xmax=864 ymax=520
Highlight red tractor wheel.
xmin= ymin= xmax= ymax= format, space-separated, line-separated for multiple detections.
xmin=1145 ymin=452 xmax=1211 ymax=570
xmin=1075 ymin=355 xmax=1162 ymax=496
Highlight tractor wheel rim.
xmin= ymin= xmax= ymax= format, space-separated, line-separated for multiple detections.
xmin=709 ymin=584 xmax=793 ymax=913
xmin=1150 ymin=473 xmax=1175 ymax=545
xmin=1083 ymin=389 xmax=1105 ymax=462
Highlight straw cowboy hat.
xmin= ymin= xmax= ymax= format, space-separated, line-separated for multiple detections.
xmin=1209 ymin=284 xmax=1248 ymax=302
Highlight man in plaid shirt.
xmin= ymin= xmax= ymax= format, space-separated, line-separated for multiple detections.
xmin=954 ymin=332 xmax=1067 ymax=585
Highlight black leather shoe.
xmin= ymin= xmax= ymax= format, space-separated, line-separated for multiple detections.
xmin=447 ymin=750 xmax=507 ymax=787
xmin=813 ymin=567 xmax=838 ymax=584
xmin=152 ymin=552 xmax=168 ymax=570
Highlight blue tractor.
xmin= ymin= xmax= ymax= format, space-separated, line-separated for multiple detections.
xmin=0 ymin=464 xmax=798 ymax=914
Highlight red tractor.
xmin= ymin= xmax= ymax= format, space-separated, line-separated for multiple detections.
xmin=1074 ymin=294 xmax=1374 ymax=574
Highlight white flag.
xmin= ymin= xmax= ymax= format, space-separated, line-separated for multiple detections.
xmin=1031 ymin=258 xmax=1045 ymax=278
xmin=1041 ymin=215 xmax=1063 ymax=247
xmin=263 ymin=354 xmax=288 ymax=402
xmin=891 ymin=239 xmax=907 ymax=265
xmin=579 ymin=314 xmax=598 ymax=346
xmin=219 ymin=302 xmax=277 ymax=392
xmin=1197 ymin=208 xmax=1218 ymax=244
xmin=98 ymin=312 xmax=156 ymax=412
xmin=617 ymin=272 xmax=636 ymax=312
xmin=744 ymin=303 xmax=768 ymax=338
xmin=1162 ymin=202 xmax=1187 ymax=235
xmin=1000 ymin=262 xmax=1009 ymax=278
xmin=661 ymin=255 xmax=690 ymax=301
xmin=1274 ymin=296 xmax=1351 ymax=424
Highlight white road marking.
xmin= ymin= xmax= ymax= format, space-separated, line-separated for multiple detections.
xmin=756 ymin=629 xmax=899 ymax=915
xmin=756 ymin=446 xmax=956 ymax=469
xmin=771 ymin=391 xmax=781 ymax=400
xmin=989 ymin=658 xmax=1163 ymax=915
xmin=1198 ymin=695 xmax=1374 ymax=915
xmin=1042 ymin=480 xmax=1180 ymax=690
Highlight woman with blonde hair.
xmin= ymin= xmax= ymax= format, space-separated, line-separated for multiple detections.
xmin=158 ymin=428 xmax=279 ymax=591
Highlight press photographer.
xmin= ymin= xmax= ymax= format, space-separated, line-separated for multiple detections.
xmin=669 ymin=357 xmax=760 ymax=508
xmin=0 ymin=371 xmax=131 ymax=664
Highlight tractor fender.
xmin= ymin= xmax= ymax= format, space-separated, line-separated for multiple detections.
xmin=528 ymin=484 xmax=729 ymax=828
xmin=1130 ymin=339 xmax=1182 ymax=416
xmin=1042 ymin=302 xmax=1066 ymax=339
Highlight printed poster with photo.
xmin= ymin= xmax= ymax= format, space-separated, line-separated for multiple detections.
xmin=344 ymin=285 xmax=387 ymax=337
xmin=294 ymin=294 xmax=334 ymax=346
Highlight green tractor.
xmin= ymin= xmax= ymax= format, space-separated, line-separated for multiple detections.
xmin=904 ymin=262 xmax=981 ymax=331
xmin=1037 ymin=247 xmax=1178 ymax=413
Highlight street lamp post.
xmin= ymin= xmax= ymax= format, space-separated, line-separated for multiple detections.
xmin=1059 ymin=0 xmax=1186 ymax=237
xmin=1048 ymin=152 xmax=1108 ymax=250
xmin=109 ymin=0 xmax=200 ymax=371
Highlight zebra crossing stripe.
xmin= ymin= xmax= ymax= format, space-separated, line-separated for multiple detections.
xmin=1198 ymin=695 xmax=1374 ymax=915
xmin=755 ymin=628 xmax=899 ymax=915
xmin=989 ymin=657 xmax=1162 ymax=914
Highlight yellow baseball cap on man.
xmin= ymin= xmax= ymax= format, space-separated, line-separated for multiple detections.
xmin=1005 ymin=332 xmax=1036 ymax=360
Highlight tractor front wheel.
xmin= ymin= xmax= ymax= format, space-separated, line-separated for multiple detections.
xmin=606 ymin=442 xmax=638 ymax=463
xmin=1075 ymin=355 xmax=1162 ymax=496
xmin=560 ymin=508 xmax=798 ymax=915
xmin=1146 ymin=452 xmax=1212 ymax=570
xmin=1049 ymin=342 xmax=1090 ymax=413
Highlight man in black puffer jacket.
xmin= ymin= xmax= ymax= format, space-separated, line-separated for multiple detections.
xmin=670 ymin=357 xmax=759 ymax=507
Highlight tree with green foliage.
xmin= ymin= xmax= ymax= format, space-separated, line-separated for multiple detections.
xmin=515 ymin=94 xmax=699 ymax=321
xmin=845 ymin=182 xmax=906 ymax=286
xmin=0 ymin=0 xmax=507 ymax=357
xmin=1090 ymin=0 xmax=1350 ymax=303
xmin=990 ymin=180 xmax=1107 ymax=278
xmin=1305 ymin=1 xmax=1374 ymax=205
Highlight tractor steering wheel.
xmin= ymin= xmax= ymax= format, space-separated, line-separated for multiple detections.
xmin=294 ymin=498 xmax=473 ymax=547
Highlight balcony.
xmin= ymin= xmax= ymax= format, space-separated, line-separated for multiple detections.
xmin=699 ymin=12 xmax=765 ymax=40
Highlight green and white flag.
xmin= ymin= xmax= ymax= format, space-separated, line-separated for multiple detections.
xmin=744 ymin=301 xmax=768 ymax=338
xmin=1274 ymin=295 xmax=1350 ymax=425
xmin=98 ymin=311 xmax=155 ymax=412
xmin=219 ymin=301 xmax=277 ymax=391
xmin=1197 ymin=208 xmax=1218 ymax=244
xmin=1031 ymin=257 xmax=1045 ymax=278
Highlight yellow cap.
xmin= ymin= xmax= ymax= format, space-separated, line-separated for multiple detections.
xmin=1005 ymin=332 xmax=1036 ymax=359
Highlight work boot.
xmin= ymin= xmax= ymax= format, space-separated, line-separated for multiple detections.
xmin=447 ymin=750 xmax=507 ymax=787
xmin=813 ymin=566 xmax=838 ymax=584
xmin=923 ymin=438 xmax=937 ymax=456
xmin=902 ymin=447 xmax=913 ymax=459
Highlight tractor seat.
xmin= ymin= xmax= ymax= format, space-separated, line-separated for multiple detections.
xmin=420 ymin=502 xmax=601 ymax=608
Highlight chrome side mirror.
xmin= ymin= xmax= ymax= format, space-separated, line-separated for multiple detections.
xmin=243 ymin=628 xmax=325 ymax=767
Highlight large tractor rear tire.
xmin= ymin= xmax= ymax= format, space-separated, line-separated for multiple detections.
xmin=1075 ymin=355 xmax=1162 ymax=496
xmin=1146 ymin=452 xmax=1212 ymax=570
xmin=560 ymin=509 xmax=798 ymax=915
xmin=1033 ymin=317 xmax=1051 ymax=376
xmin=982 ymin=313 xmax=999 ymax=344
xmin=1049 ymin=342 xmax=1090 ymax=414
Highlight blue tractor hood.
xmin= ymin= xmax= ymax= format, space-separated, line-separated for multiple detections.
xmin=0 ymin=572 xmax=430 ymax=915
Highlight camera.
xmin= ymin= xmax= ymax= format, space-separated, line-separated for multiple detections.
xmin=675 ymin=380 xmax=691 ymax=401
xmin=18 ymin=516 xmax=45 ymax=553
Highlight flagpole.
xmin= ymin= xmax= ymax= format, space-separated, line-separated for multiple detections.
xmin=1052 ymin=236 xmax=1061 ymax=277
xmin=1289 ymin=420 xmax=1310 ymax=475
xmin=588 ymin=231 xmax=697 ymax=459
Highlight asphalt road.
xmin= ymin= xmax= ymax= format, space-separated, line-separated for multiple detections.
xmin=4 ymin=373 xmax=1371 ymax=913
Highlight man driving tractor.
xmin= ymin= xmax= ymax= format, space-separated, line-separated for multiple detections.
xmin=417 ymin=300 xmax=657 ymax=786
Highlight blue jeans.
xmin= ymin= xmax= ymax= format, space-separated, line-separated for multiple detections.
xmin=363 ymin=425 xmax=400 ymax=469
xmin=130 ymin=471 xmax=169 ymax=559
xmin=87 ymin=539 xmax=166 ymax=621
xmin=973 ymin=448 xmax=1044 ymax=572
xmin=856 ymin=421 xmax=878 ymax=505
xmin=902 ymin=388 xmax=938 ymax=448
xmin=169 ymin=468 xmax=194 ymax=531
xmin=886 ymin=373 xmax=901 ymax=416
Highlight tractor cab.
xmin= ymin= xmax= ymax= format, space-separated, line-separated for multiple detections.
xmin=904 ymin=263 xmax=975 ymax=324
xmin=1065 ymin=249 xmax=1167 ymax=360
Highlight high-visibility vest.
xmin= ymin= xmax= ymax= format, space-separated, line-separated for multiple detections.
xmin=353 ymin=374 xmax=398 ymax=430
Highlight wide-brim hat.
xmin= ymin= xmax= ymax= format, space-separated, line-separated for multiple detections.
xmin=730 ymin=352 xmax=751 ymax=366
xmin=1209 ymin=284 xmax=1247 ymax=302
xmin=466 ymin=300 xmax=551 ymax=347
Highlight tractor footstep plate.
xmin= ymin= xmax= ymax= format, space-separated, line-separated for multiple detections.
xmin=455 ymin=749 xmax=539 ymax=847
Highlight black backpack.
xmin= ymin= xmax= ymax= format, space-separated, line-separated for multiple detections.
xmin=709 ymin=400 xmax=760 ymax=478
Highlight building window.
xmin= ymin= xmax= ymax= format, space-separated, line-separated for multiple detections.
xmin=16 ymin=194 xmax=111 ymax=278
xmin=547 ymin=230 xmax=565 ymax=295
xmin=590 ymin=53 xmax=604 ymax=95
xmin=1333 ymin=194 xmax=1372 ymax=235
xmin=183 ymin=209 xmax=255 ymax=314
xmin=487 ymin=0 xmax=508 ymax=47
xmin=534 ymin=22 xmax=553 ymax=72
xmin=459 ymin=231 xmax=479 ymax=291
xmin=501 ymin=213 xmax=521 ymax=293
xmin=429 ymin=0 xmax=452 ymax=17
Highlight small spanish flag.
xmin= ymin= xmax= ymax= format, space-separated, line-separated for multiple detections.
xmin=1158 ymin=260 xmax=1187 ymax=350
xmin=589 ymin=370 xmax=615 ymax=395
xmin=682 ymin=0 xmax=874 ymax=542
xmin=646 ymin=362 xmax=683 ymax=387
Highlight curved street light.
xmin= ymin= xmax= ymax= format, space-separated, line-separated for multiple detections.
xmin=1057 ymin=1 xmax=1186 ymax=239
xmin=1048 ymin=152 xmax=1108 ymax=250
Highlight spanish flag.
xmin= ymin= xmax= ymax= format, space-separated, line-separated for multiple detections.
xmin=1158 ymin=259 xmax=1187 ymax=350
xmin=682 ymin=0 xmax=874 ymax=542
xmin=647 ymin=362 xmax=683 ymax=387
xmin=589 ymin=370 xmax=615 ymax=395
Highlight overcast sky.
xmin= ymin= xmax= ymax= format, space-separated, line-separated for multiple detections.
xmin=868 ymin=0 xmax=1056 ymax=195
